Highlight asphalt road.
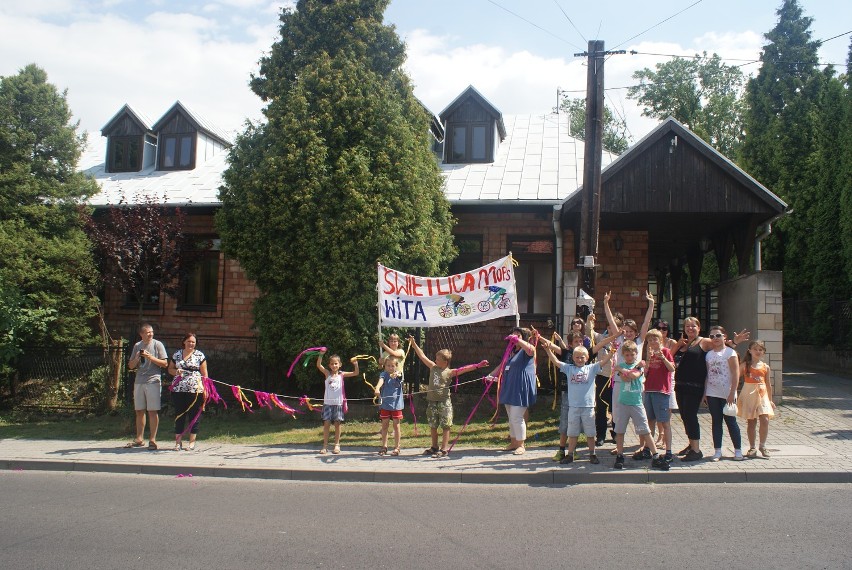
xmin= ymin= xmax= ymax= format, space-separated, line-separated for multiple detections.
xmin=0 ymin=471 xmax=849 ymax=569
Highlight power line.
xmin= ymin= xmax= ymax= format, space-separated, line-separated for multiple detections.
xmin=484 ymin=0 xmax=584 ymax=51
xmin=611 ymin=0 xmax=704 ymax=50
xmin=819 ymin=30 xmax=852 ymax=44
xmin=552 ymin=0 xmax=586 ymax=45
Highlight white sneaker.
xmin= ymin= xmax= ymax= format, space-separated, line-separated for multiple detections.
xmin=734 ymin=450 xmax=745 ymax=461
xmin=711 ymin=450 xmax=722 ymax=462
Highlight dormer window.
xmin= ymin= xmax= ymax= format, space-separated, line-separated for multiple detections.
xmin=439 ymin=86 xmax=506 ymax=165
xmin=151 ymin=102 xmax=230 ymax=172
xmin=449 ymin=123 xmax=490 ymax=162
xmin=100 ymin=104 xmax=155 ymax=174
xmin=160 ymin=133 xmax=195 ymax=170
xmin=108 ymin=136 xmax=142 ymax=172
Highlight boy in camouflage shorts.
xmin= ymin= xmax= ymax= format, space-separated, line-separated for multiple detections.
xmin=409 ymin=336 xmax=488 ymax=458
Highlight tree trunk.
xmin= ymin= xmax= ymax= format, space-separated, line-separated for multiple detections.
xmin=105 ymin=339 xmax=125 ymax=412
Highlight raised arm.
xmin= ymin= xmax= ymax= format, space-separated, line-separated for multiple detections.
xmin=592 ymin=331 xmax=619 ymax=354
xmin=542 ymin=343 xmax=565 ymax=368
xmin=315 ymin=351 xmax=329 ymax=376
xmin=341 ymin=357 xmax=360 ymax=378
xmin=639 ymin=291 xmax=655 ymax=339
xmin=408 ymin=336 xmax=435 ymax=369
xmin=603 ymin=291 xmax=619 ymax=337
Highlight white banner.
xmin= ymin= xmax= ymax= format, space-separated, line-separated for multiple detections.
xmin=378 ymin=255 xmax=518 ymax=327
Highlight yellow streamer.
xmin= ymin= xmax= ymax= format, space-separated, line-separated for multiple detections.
xmin=362 ymin=373 xmax=380 ymax=405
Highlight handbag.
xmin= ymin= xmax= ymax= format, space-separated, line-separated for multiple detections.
xmin=723 ymin=401 xmax=738 ymax=416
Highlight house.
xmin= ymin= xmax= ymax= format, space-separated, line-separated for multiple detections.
xmin=85 ymin=87 xmax=787 ymax=396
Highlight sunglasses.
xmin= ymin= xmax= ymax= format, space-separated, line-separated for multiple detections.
xmin=709 ymin=333 xmax=725 ymax=339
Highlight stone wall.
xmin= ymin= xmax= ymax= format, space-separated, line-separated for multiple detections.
xmin=719 ymin=271 xmax=783 ymax=401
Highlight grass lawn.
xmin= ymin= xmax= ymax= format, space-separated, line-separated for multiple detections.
xmin=0 ymin=397 xmax=588 ymax=449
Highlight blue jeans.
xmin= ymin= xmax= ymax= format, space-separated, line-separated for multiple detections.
xmin=706 ymin=396 xmax=742 ymax=450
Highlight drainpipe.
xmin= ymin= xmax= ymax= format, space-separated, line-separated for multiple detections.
xmin=754 ymin=210 xmax=789 ymax=271
xmin=552 ymin=205 xmax=563 ymax=335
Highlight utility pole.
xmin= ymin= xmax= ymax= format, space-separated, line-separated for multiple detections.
xmin=574 ymin=40 xmax=625 ymax=314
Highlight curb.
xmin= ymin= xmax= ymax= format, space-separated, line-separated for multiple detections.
xmin=3 ymin=459 xmax=851 ymax=485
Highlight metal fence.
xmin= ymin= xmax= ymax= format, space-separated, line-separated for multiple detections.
xmin=9 ymin=344 xmax=125 ymax=411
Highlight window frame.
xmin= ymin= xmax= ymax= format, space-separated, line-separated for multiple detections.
xmin=107 ymin=135 xmax=143 ymax=173
xmin=158 ymin=132 xmax=196 ymax=171
xmin=445 ymin=122 xmax=492 ymax=164
xmin=176 ymin=237 xmax=220 ymax=312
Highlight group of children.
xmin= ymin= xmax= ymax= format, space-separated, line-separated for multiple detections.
xmin=313 ymin=297 xmax=776 ymax=468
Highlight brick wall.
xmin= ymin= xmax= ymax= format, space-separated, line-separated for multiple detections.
xmin=102 ymin=211 xmax=259 ymax=341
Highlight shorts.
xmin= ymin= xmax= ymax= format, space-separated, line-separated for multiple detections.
xmin=563 ymin=406 xmax=595 ymax=438
xmin=322 ymin=405 xmax=345 ymax=423
xmin=134 ymin=383 xmax=161 ymax=411
xmin=558 ymin=395 xmax=571 ymax=435
xmin=614 ymin=404 xmax=651 ymax=435
xmin=380 ymin=409 xmax=403 ymax=420
xmin=427 ymin=399 xmax=453 ymax=429
xmin=643 ymin=392 xmax=672 ymax=423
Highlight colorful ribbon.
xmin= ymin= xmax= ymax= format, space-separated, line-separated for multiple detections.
xmin=286 ymin=346 xmax=327 ymax=377
xmin=448 ymin=375 xmax=495 ymax=452
xmin=231 ymin=385 xmax=254 ymax=413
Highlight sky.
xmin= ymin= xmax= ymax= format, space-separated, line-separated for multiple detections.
xmin=1 ymin=0 xmax=850 ymax=161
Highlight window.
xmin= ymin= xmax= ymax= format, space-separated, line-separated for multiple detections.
xmin=509 ymin=237 xmax=554 ymax=314
xmin=159 ymin=133 xmax=195 ymax=170
xmin=449 ymin=235 xmax=483 ymax=275
xmin=178 ymin=238 xmax=220 ymax=311
xmin=447 ymin=123 xmax=491 ymax=163
xmin=108 ymin=136 xmax=141 ymax=172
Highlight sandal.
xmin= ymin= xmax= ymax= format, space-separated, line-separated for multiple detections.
xmin=512 ymin=446 xmax=526 ymax=456
xmin=173 ymin=442 xmax=183 ymax=451
xmin=332 ymin=445 xmax=341 ymax=455
xmin=320 ymin=448 xmax=328 ymax=455
xmin=378 ymin=447 xmax=387 ymax=456
xmin=424 ymin=447 xmax=439 ymax=455
xmin=123 ymin=440 xmax=144 ymax=448
xmin=390 ymin=448 xmax=400 ymax=456
xmin=147 ymin=441 xmax=158 ymax=450
xmin=187 ymin=442 xmax=195 ymax=451
xmin=746 ymin=448 xmax=758 ymax=458
xmin=759 ymin=447 xmax=770 ymax=458
xmin=431 ymin=449 xmax=448 ymax=458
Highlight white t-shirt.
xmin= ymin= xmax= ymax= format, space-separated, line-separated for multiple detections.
xmin=323 ymin=373 xmax=344 ymax=406
xmin=705 ymin=346 xmax=736 ymax=399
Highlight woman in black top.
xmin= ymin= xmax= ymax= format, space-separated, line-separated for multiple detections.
xmin=674 ymin=317 xmax=749 ymax=462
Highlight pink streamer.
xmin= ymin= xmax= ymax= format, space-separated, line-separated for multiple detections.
xmin=270 ymin=394 xmax=300 ymax=416
xmin=201 ymin=377 xmax=226 ymax=409
xmin=286 ymin=346 xmax=327 ymax=377
xmin=447 ymin=376 xmax=495 ymax=452
xmin=408 ymin=392 xmax=419 ymax=437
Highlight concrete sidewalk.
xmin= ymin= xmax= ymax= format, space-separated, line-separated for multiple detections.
xmin=2 ymin=367 xmax=851 ymax=484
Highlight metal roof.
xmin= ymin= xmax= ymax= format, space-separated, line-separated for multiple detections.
xmin=83 ymin=151 xmax=227 ymax=207
xmin=441 ymin=113 xmax=616 ymax=205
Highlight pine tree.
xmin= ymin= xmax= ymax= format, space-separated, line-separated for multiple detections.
xmin=217 ymin=0 xmax=455 ymax=385
xmin=740 ymin=0 xmax=822 ymax=286
xmin=0 ymin=64 xmax=99 ymax=354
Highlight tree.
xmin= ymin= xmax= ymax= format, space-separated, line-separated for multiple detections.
xmin=0 ymin=64 xmax=99 ymax=348
xmin=740 ymin=2 xmax=821 ymax=280
xmin=217 ymin=0 xmax=455 ymax=386
xmin=740 ymin=0 xmax=851 ymax=344
xmin=627 ymin=52 xmax=746 ymax=156
xmin=85 ymin=195 xmax=197 ymax=325
xmin=558 ymin=97 xmax=630 ymax=154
